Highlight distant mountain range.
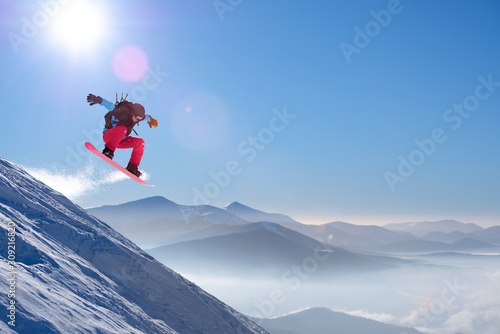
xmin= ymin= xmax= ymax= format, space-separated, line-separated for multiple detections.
xmin=88 ymin=197 xmax=500 ymax=255
xmin=84 ymin=197 xmax=499 ymax=334
xmin=85 ymin=196 xmax=500 ymax=289
xmin=147 ymin=221 xmax=400 ymax=279
xmin=253 ymin=308 xmax=424 ymax=334
xmin=87 ymin=196 xmax=249 ymax=248
xmin=383 ymin=220 xmax=484 ymax=237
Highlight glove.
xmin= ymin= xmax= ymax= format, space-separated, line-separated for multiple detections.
xmin=148 ymin=116 xmax=158 ymax=128
xmin=87 ymin=94 xmax=103 ymax=106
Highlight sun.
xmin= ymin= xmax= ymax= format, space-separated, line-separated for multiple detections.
xmin=49 ymin=1 xmax=108 ymax=53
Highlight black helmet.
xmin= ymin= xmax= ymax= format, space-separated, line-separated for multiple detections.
xmin=131 ymin=103 xmax=145 ymax=121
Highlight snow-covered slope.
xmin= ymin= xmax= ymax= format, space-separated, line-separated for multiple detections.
xmin=0 ymin=158 xmax=267 ymax=334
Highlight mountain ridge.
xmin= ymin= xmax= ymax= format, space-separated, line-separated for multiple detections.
xmin=252 ymin=307 xmax=424 ymax=334
xmin=224 ymin=201 xmax=300 ymax=225
xmin=383 ymin=220 xmax=484 ymax=237
xmin=147 ymin=220 xmax=400 ymax=279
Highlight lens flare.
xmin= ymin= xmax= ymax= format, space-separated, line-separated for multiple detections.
xmin=112 ymin=45 xmax=149 ymax=82
xmin=171 ymin=93 xmax=230 ymax=151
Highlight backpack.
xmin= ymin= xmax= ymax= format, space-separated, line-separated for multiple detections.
xmin=112 ymin=93 xmax=139 ymax=135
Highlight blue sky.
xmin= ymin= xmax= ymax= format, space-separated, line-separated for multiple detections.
xmin=1 ymin=0 xmax=499 ymax=227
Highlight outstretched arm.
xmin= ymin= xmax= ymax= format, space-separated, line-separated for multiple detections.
xmin=100 ymin=99 xmax=115 ymax=111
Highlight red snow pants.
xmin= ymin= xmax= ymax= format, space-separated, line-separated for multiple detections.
xmin=103 ymin=126 xmax=144 ymax=166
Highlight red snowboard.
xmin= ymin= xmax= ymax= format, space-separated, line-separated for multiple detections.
xmin=85 ymin=142 xmax=153 ymax=187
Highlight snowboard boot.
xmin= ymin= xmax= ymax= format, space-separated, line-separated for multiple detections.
xmin=126 ymin=162 xmax=142 ymax=178
xmin=102 ymin=147 xmax=114 ymax=160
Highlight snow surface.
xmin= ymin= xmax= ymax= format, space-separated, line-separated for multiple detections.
xmin=0 ymin=158 xmax=268 ymax=334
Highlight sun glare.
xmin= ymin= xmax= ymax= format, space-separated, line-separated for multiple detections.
xmin=50 ymin=1 xmax=107 ymax=53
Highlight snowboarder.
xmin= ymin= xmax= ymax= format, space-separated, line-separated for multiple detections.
xmin=86 ymin=93 xmax=158 ymax=177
